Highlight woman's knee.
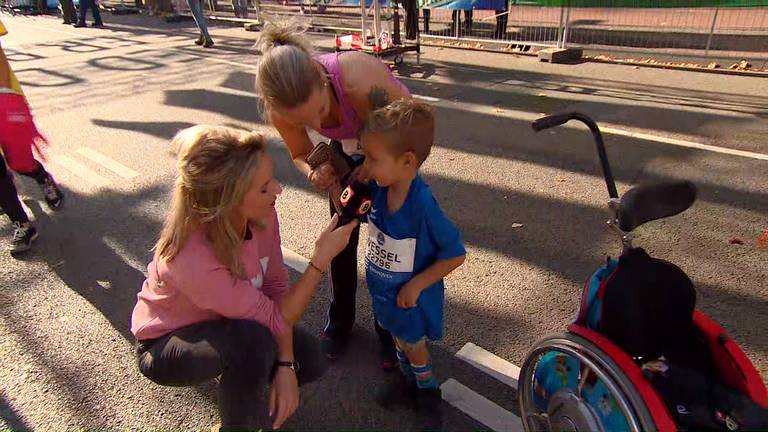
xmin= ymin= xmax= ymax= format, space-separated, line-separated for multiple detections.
xmin=293 ymin=327 xmax=329 ymax=385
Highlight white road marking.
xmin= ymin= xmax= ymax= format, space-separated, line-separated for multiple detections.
xmin=441 ymin=378 xmax=524 ymax=432
xmin=76 ymin=147 xmax=140 ymax=180
xmin=414 ymin=94 xmax=440 ymax=103
xmin=456 ymin=342 xmax=520 ymax=389
xmin=600 ymin=126 xmax=768 ymax=161
xmin=281 ymin=246 xmax=309 ymax=273
xmin=53 ymin=155 xmax=111 ymax=189
xmin=13 ymin=20 xmax=765 ymax=161
xmin=430 ymin=96 xmax=768 ymax=162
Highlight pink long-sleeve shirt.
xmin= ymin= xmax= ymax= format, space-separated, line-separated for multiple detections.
xmin=130 ymin=209 xmax=290 ymax=341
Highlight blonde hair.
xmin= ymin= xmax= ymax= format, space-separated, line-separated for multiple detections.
xmin=255 ymin=20 xmax=323 ymax=112
xmin=362 ymin=99 xmax=435 ymax=166
xmin=156 ymin=125 xmax=266 ymax=278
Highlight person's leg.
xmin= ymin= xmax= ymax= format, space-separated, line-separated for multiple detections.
xmin=403 ymin=0 xmax=418 ymax=40
xmin=186 ymin=0 xmax=213 ymax=45
xmin=401 ymin=339 xmax=442 ymax=412
xmin=375 ymin=319 xmax=397 ymax=370
xmin=464 ymin=9 xmax=473 ymax=32
xmin=137 ymin=319 xmax=276 ymax=430
xmin=60 ymin=0 xmax=77 ymax=23
xmin=0 ymin=156 xmax=37 ymax=255
xmin=91 ymin=0 xmax=104 ymax=26
xmin=291 ymin=326 xmax=329 ymax=386
xmin=322 ymin=193 xmax=360 ymax=358
xmin=75 ymin=0 xmax=90 ymax=26
xmin=376 ymin=336 xmax=419 ymax=409
xmin=0 ymin=94 xmax=64 ymax=210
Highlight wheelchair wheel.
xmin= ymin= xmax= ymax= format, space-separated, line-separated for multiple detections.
xmin=518 ymin=333 xmax=658 ymax=432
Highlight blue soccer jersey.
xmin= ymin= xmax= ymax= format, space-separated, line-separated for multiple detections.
xmin=365 ymin=175 xmax=465 ymax=344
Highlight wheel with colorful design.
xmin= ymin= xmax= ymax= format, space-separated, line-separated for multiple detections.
xmin=518 ymin=333 xmax=658 ymax=432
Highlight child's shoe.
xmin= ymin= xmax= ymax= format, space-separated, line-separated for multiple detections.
xmin=416 ymin=387 xmax=444 ymax=431
xmin=320 ymin=330 xmax=350 ymax=360
xmin=376 ymin=374 xmax=418 ymax=410
xmin=416 ymin=386 xmax=442 ymax=412
xmin=10 ymin=221 xmax=38 ymax=255
xmin=40 ymin=173 xmax=64 ymax=210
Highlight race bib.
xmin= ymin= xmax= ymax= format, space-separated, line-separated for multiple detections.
xmin=366 ymin=223 xmax=416 ymax=273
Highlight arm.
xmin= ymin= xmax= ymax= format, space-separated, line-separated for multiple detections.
xmin=398 ymin=190 xmax=467 ymax=308
xmin=342 ymin=53 xmax=412 ymax=118
xmin=397 ymin=256 xmax=465 ymax=308
xmin=0 ymin=46 xmax=13 ymax=90
xmin=271 ymin=112 xmax=314 ymax=178
xmin=271 ymin=111 xmax=337 ymax=192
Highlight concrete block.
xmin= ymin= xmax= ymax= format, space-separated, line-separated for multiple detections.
xmin=538 ymin=47 xmax=583 ymax=64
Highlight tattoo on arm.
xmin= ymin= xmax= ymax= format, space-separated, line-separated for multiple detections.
xmin=368 ymin=86 xmax=390 ymax=110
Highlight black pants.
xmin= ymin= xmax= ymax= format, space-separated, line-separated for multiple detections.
xmin=0 ymin=155 xmax=29 ymax=224
xmin=136 ymin=320 xmax=327 ymax=430
xmin=77 ymin=0 xmax=103 ymax=26
xmin=60 ymin=0 xmax=78 ymax=23
xmin=494 ymin=3 xmax=508 ymax=38
xmin=400 ymin=0 xmax=419 ymax=41
xmin=323 ymin=142 xmax=394 ymax=352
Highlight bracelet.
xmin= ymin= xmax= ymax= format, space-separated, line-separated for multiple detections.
xmin=308 ymin=261 xmax=324 ymax=274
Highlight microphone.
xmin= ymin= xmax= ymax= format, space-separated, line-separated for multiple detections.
xmin=338 ymin=181 xmax=372 ymax=227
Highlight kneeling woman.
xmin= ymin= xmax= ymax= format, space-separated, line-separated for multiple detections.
xmin=130 ymin=125 xmax=357 ymax=431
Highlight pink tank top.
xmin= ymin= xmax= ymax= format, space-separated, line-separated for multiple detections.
xmin=314 ymin=52 xmax=410 ymax=142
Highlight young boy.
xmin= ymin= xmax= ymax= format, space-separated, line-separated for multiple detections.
xmin=360 ymin=99 xmax=466 ymax=412
xmin=0 ymin=18 xmax=64 ymax=253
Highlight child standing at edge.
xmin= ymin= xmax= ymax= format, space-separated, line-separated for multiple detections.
xmin=360 ymin=100 xmax=466 ymax=414
xmin=0 ymin=18 xmax=64 ymax=254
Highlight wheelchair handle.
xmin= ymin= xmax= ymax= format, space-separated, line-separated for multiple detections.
xmin=532 ymin=112 xmax=619 ymax=200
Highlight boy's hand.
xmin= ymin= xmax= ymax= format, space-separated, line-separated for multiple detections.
xmin=397 ymin=281 xmax=422 ymax=309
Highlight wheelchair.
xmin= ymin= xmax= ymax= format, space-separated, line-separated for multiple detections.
xmin=517 ymin=113 xmax=768 ymax=432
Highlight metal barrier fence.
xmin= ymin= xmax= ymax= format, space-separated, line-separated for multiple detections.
xmin=20 ymin=0 xmax=766 ymax=61
xmin=248 ymin=1 xmax=768 ymax=60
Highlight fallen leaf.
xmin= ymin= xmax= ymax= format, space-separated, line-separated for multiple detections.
xmin=511 ymin=223 xmax=524 ymax=228
xmin=707 ymin=62 xmax=719 ymax=69
xmin=757 ymin=229 xmax=768 ymax=249
xmin=729 ymin=238 xmax=744 ymax=245
xmin=556 ymin=178 xmax=567 ymax=183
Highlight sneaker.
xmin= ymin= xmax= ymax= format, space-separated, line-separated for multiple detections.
xmin=91 ymin=23 xmax=106 ymax=28
xmin=194 ymin=35 xmax=204 ymax=46
xmin=416 ymin=387 xmax=442 ymax=412
xmin=41 ymin=174 xmax=63 ymax=210
xmin=10 ymin=222 xmax=38 ymax=255
xmin=203 ymin=39 xmax=215 ymax=48
xmin=73 ymin=22 xmax=86 ymax=27
xmin=416 ymin=387 xmax=443 ymax=431
xmin=376 ymin=375 xmax=418 ymax=410
xmin=320 ymin=331 xmax=350 ymax=360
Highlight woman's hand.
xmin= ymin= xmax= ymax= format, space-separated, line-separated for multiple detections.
xmin=269 ymin=366 xmax=300 ymax=429
xmin=311 ymin=215 xmax=358 ymax=269
xmin=308 ymin=163 xmax=337 ymax=192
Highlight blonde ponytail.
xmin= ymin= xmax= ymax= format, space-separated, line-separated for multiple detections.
xmin=255 ymin=20 xmax=324 ymax=112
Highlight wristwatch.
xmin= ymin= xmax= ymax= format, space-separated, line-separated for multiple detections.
xmin=271 ymin=360 xmax=300 ymax=378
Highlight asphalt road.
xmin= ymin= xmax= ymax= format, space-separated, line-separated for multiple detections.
xmin=0 ymin=12 xmax=766 ymax=431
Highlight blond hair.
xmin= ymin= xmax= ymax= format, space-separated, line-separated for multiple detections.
xmin=155 ymin=125 xmax=266 ymax=278
xmin=362 ymin=99 xmax=435 ymax=165
xmin=255 ymin=20 xmax=323 ymax=112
